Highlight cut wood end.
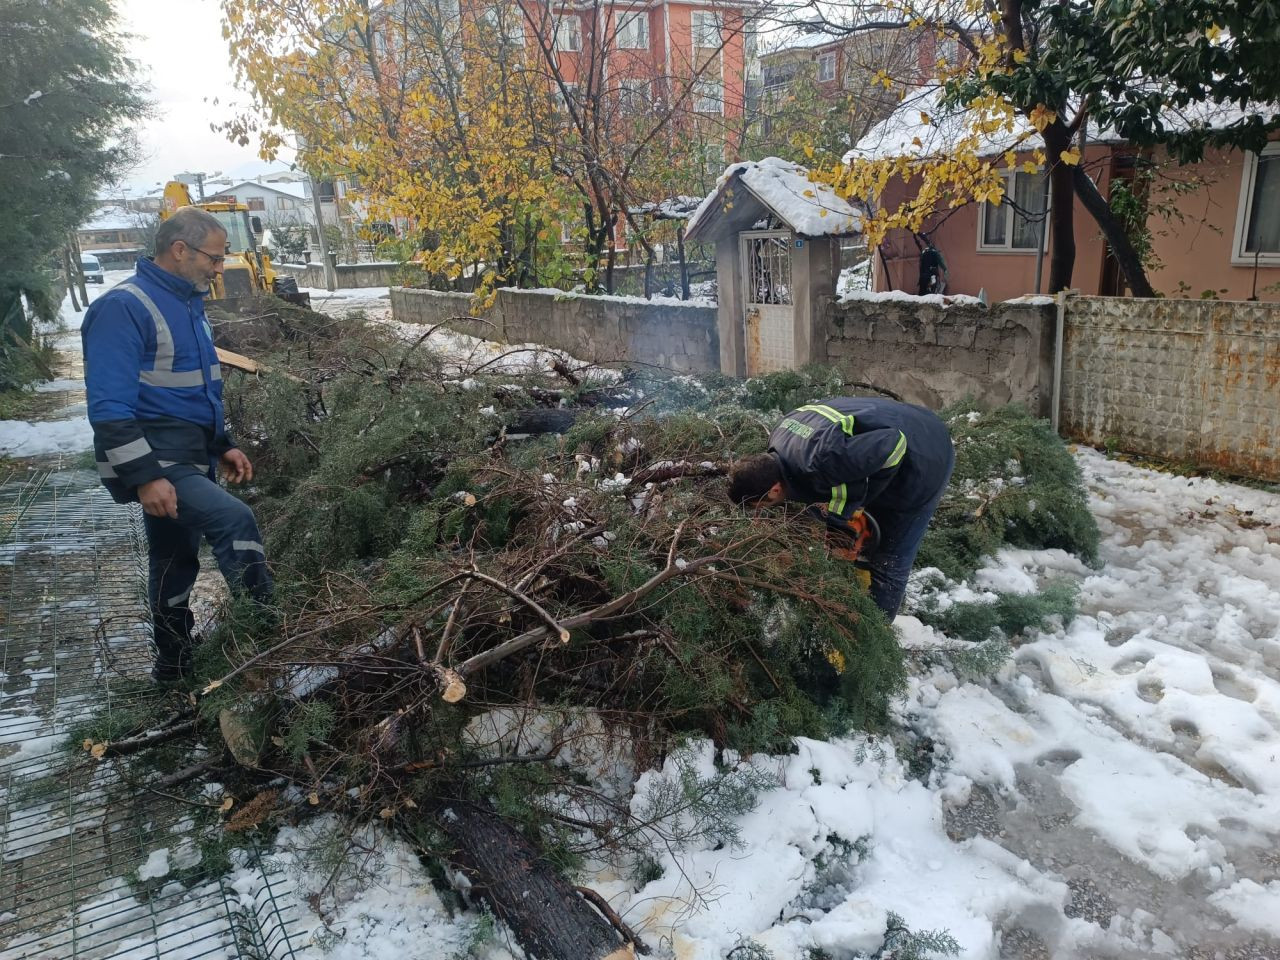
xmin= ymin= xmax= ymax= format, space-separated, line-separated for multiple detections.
xmin=436 ymin=668 xmax=467 ymax=703
xmin=558 ymin=628 xmax=571 ymax=643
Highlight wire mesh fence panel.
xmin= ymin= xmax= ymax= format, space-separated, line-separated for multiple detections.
xmin=0 ymin=459 xmax=303 ymax=960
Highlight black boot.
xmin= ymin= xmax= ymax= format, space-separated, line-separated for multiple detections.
xmin=152 ymin=607 xmax=196 ymax=685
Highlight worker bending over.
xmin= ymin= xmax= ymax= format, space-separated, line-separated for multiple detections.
xmin=729 ymin=397 xmax=954 ymax=619
xmin=82 ymin=207 xmax=272 ymax=683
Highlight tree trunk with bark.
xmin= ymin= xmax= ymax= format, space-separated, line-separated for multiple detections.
xmin=1041 ymin=124 xmax=1077 ymax=293
xmin=430 ymin=800 xmax=639 ymax=960
xmin=1071 ymin=165 xmax=1156 ymax=297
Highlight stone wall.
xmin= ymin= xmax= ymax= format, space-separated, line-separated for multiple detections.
xmin=277 ymin=261 xmax=415 ymax=289
xmin=390 ymin=287 xmax=720 ymax=373
xmin=1059 ymin=297 xmax=1280 ymax=480
xmin=825 ymin=297 xmax=1056 ymax=414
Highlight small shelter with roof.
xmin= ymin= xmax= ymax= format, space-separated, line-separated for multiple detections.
xmin=685 ymin=158 xmax=864 ymax=376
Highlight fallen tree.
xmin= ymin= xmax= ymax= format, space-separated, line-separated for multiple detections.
xmin=71 ymin=301 xmax=1098 ymax=958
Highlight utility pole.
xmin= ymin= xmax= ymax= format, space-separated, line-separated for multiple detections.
xmin=308 ymin=174 xmax=337 ymax=292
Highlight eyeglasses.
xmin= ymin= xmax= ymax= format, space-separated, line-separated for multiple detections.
xmin=180 ymin=242 xmax=226 ymax=266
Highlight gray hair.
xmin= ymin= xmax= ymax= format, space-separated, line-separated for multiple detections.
xmin=155 ymin=206 xmax=226 ymax=255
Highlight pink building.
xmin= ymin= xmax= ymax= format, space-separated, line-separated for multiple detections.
xmin=870 ymin=137 xmax=1280 ymax=304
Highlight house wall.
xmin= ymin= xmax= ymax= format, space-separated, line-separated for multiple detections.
xmin=391 ymin=286 xmax=720 ymax=373
xmin=872 ymin=144 xmax=1114 ymax=302
xmin=873 ymin=141 xmax=1280 ymax=303
xmin=1146 ymin=146 xmax=1280 ymax=302
xmin=825 ymin=296 xmax=1056 ymax=414
xmin=1059 ymin=296 xmax=1280 ymax=480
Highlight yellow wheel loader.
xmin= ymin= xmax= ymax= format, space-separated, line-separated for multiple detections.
xmin=160 ymin=182 xmax=311 ymax=309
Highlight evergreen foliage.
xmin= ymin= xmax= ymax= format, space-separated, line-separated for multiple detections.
xmin=917 ymin=580 xmax=1080 ymax=646
xmin=917 ymin=404 xmax=1099 ymax=582
xmin=0 ymin=0 xmax=148 ymax=385
xmin=74 ymin=306 xmax=1096 ymax=957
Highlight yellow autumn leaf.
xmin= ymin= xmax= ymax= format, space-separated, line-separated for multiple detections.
xmin=1059 ymin=148 xmax=1082 ymax=166
xmin=1013 ymin=49 xmax=1028 ymax=64
xmin=1021 ymin=160 xmax=1040 ymax=175
xmin=919 ymin=112 xmax=932 ymax=126
xmin=220 ymin=797 xmax=235 ymax=813
xmin=308 ymin=792 xmax=320 ymax=806
xmin=1004 ymin=151 xmax=1017 ymax=168
xmin=802 ymin=189 xmax=816 ymax=198
xmin=1206 ymin=24 xmax=1222 ymax=41
xmin=90 ymin=742 xmax=107 ymax=759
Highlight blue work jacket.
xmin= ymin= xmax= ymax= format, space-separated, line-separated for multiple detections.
xmin=82 ymin=258 xmax=233 ymax=502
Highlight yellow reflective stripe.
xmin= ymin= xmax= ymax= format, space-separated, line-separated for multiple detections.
xmin=883 ymin=430 xmax=907 ymax=468
xmin=828 ymin=483 xmax=848 ymax=515
xmin=798 ymin=404 xmax=855 ymax=435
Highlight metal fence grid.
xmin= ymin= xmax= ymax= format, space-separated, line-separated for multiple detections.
xmin=0 ymin=456 xmax=303 ymax=960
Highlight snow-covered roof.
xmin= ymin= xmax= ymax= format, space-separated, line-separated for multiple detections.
xmin=627 ymin=196 xmax=704 ymax=220
xmin=214 ymin=180 xmax=309 ymax=201
xmin=685 ymin=157 xmax=863 ymax=243
xmin=849 ymin=87 xmax=1277 ymax=164
xmin=80 ymin=206 xmax=141 ymax=232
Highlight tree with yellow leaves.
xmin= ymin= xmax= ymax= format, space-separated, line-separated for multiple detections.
xmin=797 ymin=0 xmax=1280 ymax=295
xmin=220 ymin=0 xmax=571 ymax=295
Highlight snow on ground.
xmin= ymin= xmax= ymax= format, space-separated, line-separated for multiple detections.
xmin=0 ymin=418 xmax=92 ymax=458
xmin=0 ymin=272 xmax=122 ymax=459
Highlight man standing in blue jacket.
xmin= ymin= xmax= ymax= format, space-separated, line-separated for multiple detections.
xmin=728 ymin=397 xmax=954 ymax=620
xmin=83 ymin=207 xmax=272 ymax=682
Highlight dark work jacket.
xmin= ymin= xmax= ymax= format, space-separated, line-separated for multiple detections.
xmin=768 ymin=397 xmax=953 ymax=518
xmin=82 ymin=258 xmax=233 ymax=503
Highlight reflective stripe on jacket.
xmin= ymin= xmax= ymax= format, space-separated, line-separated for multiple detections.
xmin=82 ymin=258 xmax=232 ymax=502
xmin=768 ymin=397 xmax=953 ymax=519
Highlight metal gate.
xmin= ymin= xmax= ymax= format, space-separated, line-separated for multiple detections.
xmin=740 ymin=231 xmax=795 ymax=375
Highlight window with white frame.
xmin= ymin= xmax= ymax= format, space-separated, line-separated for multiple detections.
xmin=691 ymin=11 xmax=721 ymax=48
xmin=617 ymin=77 xmax=649 ymax=112
xmin=693 ymin=76 xmax=723 ymax=113
xmin=1234 ymin=145 xmax=1280 ymax=264
xmin=816 ymin=52 xmax=836 ymax=82
xmin=555 ymin=16 xmax=581 ymax=51
xmin=704 ymin=142 xmax=724 ymax=177
xmin=978 ymin=170 xmax=1048 ymax=251
xmin=616 ymin=11 xmax=648 ymax=49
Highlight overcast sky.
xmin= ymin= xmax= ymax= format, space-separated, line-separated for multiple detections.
xmin=115 ymin=0 xmax=295 ymax=194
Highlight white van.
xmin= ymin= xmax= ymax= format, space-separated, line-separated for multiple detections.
xmin=81 ymin=254 xmax=104 ymax=284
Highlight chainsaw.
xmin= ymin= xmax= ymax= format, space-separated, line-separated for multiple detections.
xmin=805 ymin=505 xmax=880 ymax=563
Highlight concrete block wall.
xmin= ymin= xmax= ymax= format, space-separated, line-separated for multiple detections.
xmin=277 ymin=261 xmax=416 ymax=289
xmin=1059 ymin=297 xmax=1280 ymax=480
xmin=825 ymin=298 xmax=1056 ymax=414
xmin=390 ymin=287 xmax=720 ymax=373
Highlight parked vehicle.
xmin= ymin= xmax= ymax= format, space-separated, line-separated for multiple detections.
xmin=80 ymin=254 xmax=104 ymax=284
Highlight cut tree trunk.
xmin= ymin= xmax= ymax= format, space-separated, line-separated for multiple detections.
xmin=506 ymin=408 xmax=579 ymax=436
xmin=430 ymin=800 xmax=639 ymax=960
